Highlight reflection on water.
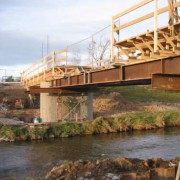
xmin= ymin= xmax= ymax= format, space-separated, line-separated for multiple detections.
xmin=0 ymin=127 xmax=180 ymax=179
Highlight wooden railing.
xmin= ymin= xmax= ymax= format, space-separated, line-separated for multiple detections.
xmin=111 ymin=0 xmax=180 ymax=61
xmin=22 ymin=48 xmax=67 ymax=86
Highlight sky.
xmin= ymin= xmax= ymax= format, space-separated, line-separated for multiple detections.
xmin=0 ymin=0 xmax=171 ymax=76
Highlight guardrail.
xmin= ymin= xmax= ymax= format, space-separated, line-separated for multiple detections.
xmin=22 ymin=48 xmax=67 ymax=86
xmin=111 ymin=0 xmax=180 ymax=61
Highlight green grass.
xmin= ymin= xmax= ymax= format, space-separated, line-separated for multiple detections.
xmin=0 ymin=110 xmax=180 ymax=141
xmin=51 ymin=122 xmax=84 ymax=137
xmin=0 ymin=126 xmax=30 ymax=141
xmin=105 ymin=85 xmax=180 ymax=103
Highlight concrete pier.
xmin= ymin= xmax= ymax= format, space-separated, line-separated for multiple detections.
xmin=40 ymin=82 xmax=57 ymax=123
xmin=40 ymin=82 xmax=93 ymax=122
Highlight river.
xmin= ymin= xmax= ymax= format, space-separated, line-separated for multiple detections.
xmin=0 ymin=127 xmax=180 ymax=179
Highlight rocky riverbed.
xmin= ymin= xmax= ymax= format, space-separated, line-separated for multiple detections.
xmin=45 ymin=157 xmax=180 ymax=180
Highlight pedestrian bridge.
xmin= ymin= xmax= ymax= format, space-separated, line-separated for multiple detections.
xmin=20 ymin=0 xmax=180 ymax=122
xmin=22 ymin=0 xmax=180 ymax=92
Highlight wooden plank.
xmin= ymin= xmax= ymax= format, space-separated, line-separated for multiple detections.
xmin=55 ymin=58 xmax=67 ymax=62
xmin=154 ymin=0 xmax=158 ymax=52
xmin=112 ymin=0 xmax=153 ymax=20
xmin=54 ymin=48 xmax=67 ymax=55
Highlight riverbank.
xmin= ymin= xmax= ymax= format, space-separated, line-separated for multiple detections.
xmin=0 ymin=110 xmax=180 ymax=142
xmin=45 ymin=157 xmax=180 ymax=180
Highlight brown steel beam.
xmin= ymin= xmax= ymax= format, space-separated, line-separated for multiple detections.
xmin=26 ymin=56 xmax=180 ymax=92
xmin=28 ymin=88 xmax=86 ymax=94
xmin=152 ymin=74 xmax=180 ymax=90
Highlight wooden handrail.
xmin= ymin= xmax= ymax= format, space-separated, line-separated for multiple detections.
xmin=112 ymin=0 xmax=153 ymax=20
xmin=55 ymin=48 xmax=68 ymax=55
xmin=111 ymin=0 xmax=180 ymax=62
xmin=22 ymin=48 xmax=68 ymax=81
xmin=113 ymin=1 xmax=180 ymax=32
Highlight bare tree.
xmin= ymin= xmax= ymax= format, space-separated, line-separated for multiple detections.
xmin=72 ymin=50 xmax=82 ymax=65
xmin=88 ymin=35 xmax=110 ymax=67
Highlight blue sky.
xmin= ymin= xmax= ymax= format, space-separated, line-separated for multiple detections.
xmin=0 ymin=0 xmax=171 ymax=75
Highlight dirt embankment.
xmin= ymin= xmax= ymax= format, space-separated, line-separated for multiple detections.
xmin=0 ymin=109 xmax=40 ymax=123
xmin=45 ymin=157 xmax=180 ymax=180
xmin=0 ymin=85 xmax=39 ymax=123
xmin=93 ymin=91 xmax=180 ymax=118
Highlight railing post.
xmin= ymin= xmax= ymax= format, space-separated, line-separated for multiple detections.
xmin=66 ymin=48 xmax=68 ymax=66
xmin=111 ymin=17 xmax=115 ymax=62
xmin=154 ymin=0 xmax=158 ymax=53
xmin=43 ymin=57 xmax=45 ymax=80
xmin=52 ymin=51 xmax=55 ymax=76
xmin=20 ymin=72 xmax=23 ymax=85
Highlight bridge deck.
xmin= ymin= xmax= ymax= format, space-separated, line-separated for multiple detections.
xmin=51 ymin=56 xmax=180 ymax=88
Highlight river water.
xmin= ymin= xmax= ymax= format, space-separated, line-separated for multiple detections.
xmin=0 ymin=127 xmax=180 ymax=179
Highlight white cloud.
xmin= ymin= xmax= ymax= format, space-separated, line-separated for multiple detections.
xmin=0 ymin=0 xmax=173 ymax=72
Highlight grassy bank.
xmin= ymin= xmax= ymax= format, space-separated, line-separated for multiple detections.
xmin=0 ymin=110 xmax=180 ymax=141
xmin=105 ymin=86 xmax=180 ymax=103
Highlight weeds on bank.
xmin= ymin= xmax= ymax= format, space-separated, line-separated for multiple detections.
xmin=0 ymin=110 xmax=180 ymax=141
xmin=0 ymin=125 xmax=29 ymax=141
xmin=50 ymin=122 xmax=84 ymax=137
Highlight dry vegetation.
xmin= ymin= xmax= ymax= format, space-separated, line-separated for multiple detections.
xmin=94 ymin=86 xmax=180 ymax=117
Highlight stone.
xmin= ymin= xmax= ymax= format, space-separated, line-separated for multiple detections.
xmin=106 ymin=173 xmax=115 ymax=179
xmin=96 ymin=160 xmax=100 ymax=165
xmin=112 ymin=175 xmax=120 ymax=180
xmin=77 ymin=177 xmax=84 ymax=180
xmin=85 ymin=171 xmax=92 ymax=178
xmin=0 ymin=118 xmax=24 ymax=126
xmin=49 ymin=134 xmax=55 ymax=139
xmin=0 ymin=137 xmax=14 ymax=142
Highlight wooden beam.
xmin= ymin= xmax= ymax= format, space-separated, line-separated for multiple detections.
xmin=54 ymin=48 xmax=67 ymax=55
xmin=55 ymin=58 xmax=67 ymax=62
xmin=28 ymin=88 xmax=85 ymax=94
xmin=112 ymin=0 xmax=153 ymax=20
xmin=154 ymin=0 xmax=158 ymax=52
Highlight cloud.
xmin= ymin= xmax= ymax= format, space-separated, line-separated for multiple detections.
xmin=0 ymin=0 xmax=170 ymax=69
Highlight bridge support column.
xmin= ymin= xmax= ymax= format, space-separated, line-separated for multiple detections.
xmin=57 ymin=92 xmax=93 ymax=121
xmin=40 ymin=82 xmax=57 ymax=123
